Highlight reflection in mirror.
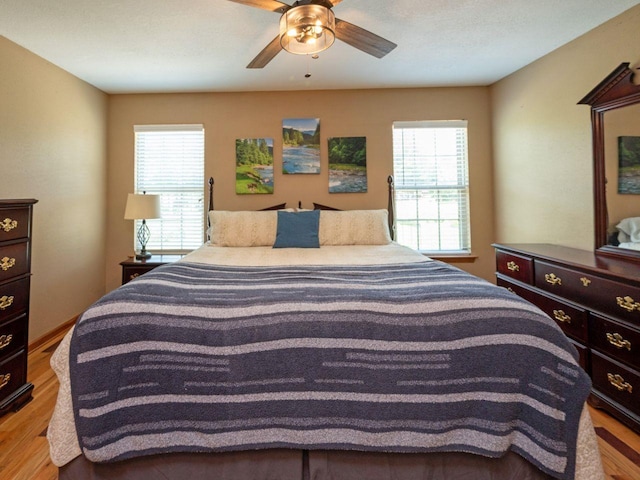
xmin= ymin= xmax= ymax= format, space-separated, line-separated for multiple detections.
xmin=604 ymin=103 xmax=640 ymax=251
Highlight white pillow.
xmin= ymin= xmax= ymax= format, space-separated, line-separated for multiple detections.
xmin=616 ymin=217 xmax=640 ymax=243
xmin=209 ymin=210 xmax=279 ymax=247
xmin=319 ymin=210 xmax=391 ymax=245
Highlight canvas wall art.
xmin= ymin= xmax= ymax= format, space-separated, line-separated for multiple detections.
xmin=235 ymin=138 xmax=274 ymax=194
xmin=328 ymin=136 xmax=367 ymax=193
xmin=282 ymin=118 xmax=320 ymax=174
xmin=618 ymin=136 xmax=640 ymax=194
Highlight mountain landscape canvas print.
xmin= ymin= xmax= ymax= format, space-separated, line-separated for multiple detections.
xmin=282 ymin=118 xmax=320 ymax=174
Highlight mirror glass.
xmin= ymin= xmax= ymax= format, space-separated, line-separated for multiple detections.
xmin=604 ymin=103 xmax=640 ymax=252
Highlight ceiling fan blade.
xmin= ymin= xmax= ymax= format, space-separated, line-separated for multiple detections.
xmin=227 ymin=0 xmax=290 ymax=13
xmin=334 ymin=18 xmax=397 ymax=59
xmin=247 ymin=35 xmax=283 ymax=68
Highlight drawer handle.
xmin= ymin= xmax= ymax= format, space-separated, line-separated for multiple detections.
xmin=1 ymin=218 xmax=18 ymax=233
xmin=0 ymin=334 xmax=13 ymax=350
xmin=616 ymin=296 xmax=640 ymax=313
xmin=1 ymin=256 xmax=16 ymax=271
xmin=506 ymin=261 xmax=520 ymax=272
xmin=553 ymin=310 xmax=571 ymax=324
xmin=0 ymin=295 xmax=14 ymax=310
xmin=607 ymin=373 xmax=633 ymax=394
xmin=545 ymin=273 xmax=562 ymax=286
xmin=130 ymin=273 xmax=140 ymax=281
xmin=606 ymin=332 xmax=631 ymax=351
xmin=0 ymin=373 xmax=10 ymax=390
xmin=580 ymin=277 xmax=591 ymax=287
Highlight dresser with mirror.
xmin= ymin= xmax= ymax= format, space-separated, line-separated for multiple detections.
xmin=493 ymin=62 xmax=640 ymax=434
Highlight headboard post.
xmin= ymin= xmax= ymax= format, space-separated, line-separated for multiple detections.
xmin=208 ymin=177 xmax=214 ymax=212
xmin=387 ymin=175 xmax=395 ymax=241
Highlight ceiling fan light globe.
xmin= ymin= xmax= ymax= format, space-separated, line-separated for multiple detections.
xmin=279 ymin=4 xmax=335 ymax=55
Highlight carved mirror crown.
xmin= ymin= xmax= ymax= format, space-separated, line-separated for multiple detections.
xmin=579 ymin=62 xmax=640 ymax=262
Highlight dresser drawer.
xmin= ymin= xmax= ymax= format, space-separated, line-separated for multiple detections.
xmin=591 ymin=351 xmax=640 ymax=416
xmin=0 ymin=207 xmax=31 ymax=242
xmin=570 ymin=339 xmax=589 ymax=371
xmin=0 ymin=277 xmax=30 ymax=321
xmin=496 ymin=250 xmax=533 ymax=284
xmin=0 ymin=350 xmax=27 ymax=404
xmin=535 ymin=260 xmax=640 ymax=324
xmin=0 ymin=315 xmax=27 ymax=362
xmin=0 ymin=241 xmax=29 ymax=284
xmin=497 ymin=276 xmax=588 ymax=342
xmin=590 ymin=313 xmax=640 ymax=371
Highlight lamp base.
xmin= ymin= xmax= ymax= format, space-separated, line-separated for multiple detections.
xmin=135 ymin=251 xmax=152 ymax=260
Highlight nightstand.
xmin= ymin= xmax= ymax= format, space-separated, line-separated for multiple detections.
xmin=120 ymin=255 xmax=183 ymax=285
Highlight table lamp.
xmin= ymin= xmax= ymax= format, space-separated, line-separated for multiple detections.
xmin=124 ymin=192 xmax=161 ymax=259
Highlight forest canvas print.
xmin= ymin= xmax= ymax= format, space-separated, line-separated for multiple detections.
xmin=618 ymin=136 xmax=640 ymax=194
xmin=235 ymin=138 xmax=274 ymax=194
xmin=282 ymin=118 xmax=320 ymax=174
xmin=328 ymin=136 xmax=367 ymax=193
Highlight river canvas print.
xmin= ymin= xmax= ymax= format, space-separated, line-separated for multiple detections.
xmin=282 ymin=118 xmax=321 ymax=174
xmin=328 ymin=136 xmax=367 ymax=193
xmin=235 ymin=138 xmax=274 ymax=194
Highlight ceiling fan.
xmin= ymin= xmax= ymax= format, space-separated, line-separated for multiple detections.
xmin=228 ymin=0 xmax=397 ymax=68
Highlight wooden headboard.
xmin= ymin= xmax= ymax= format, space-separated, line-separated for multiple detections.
xmin=207 ymin=176 xmax=396 ymax=240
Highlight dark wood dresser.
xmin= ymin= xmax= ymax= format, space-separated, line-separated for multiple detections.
xmin=493 ymin=243 xmax=640 ymax=434
xmin=0 ymin=199 xmax=37 ymax=416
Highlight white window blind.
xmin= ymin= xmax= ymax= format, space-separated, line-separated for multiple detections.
xmin=134 ymin=125 xmax=205 ymax=253
xmin=392 ymin=120 xmax=470 ymax=253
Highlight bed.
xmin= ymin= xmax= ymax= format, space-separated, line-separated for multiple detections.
xmin=47 ymin=178 xmax=605 ymax=480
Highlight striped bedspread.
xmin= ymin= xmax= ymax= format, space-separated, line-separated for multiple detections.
xmin=69 ymin=260 xmax=591 ymax=479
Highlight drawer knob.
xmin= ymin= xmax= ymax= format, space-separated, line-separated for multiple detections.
xmin=1 ymin=218 xmax=18 ymax=233
xmin=0 ymin=373 xmax=10 ymax=390
xmin=1 ymin=256 xmax=16 ymax=271
xmin=506 ymin=261 xmax=520 ymax=272
xmin=553 ymin=309 xmax=571 ymax=324
xmin=130 ymin=273 xmax=140 ymax=281
xmin=545 ymin=273 xmax=562 ymax=286
xmin=580 ymin=277 xmax=591 ymax=287
xmin=606 ymin=332 xmax=631 ymax=351
xmin=0 ymin=334 xmax=13 ymax=350
xmin=0 ymin=295 xmax=14 ymax=310
xmin=607 ymin=373 xmax=633 ymax=394
xmin=616 ymin=296 xmax=640 ymax=313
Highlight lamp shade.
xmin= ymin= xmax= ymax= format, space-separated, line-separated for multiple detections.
xmin=279 ymin=4 xmax=335 ymax=55
xmin=124 ymin=193 xmax=161 ymax=220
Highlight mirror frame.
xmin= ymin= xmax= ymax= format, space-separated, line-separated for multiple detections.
xmin=579 ymin=62 xmax=640 ymax=262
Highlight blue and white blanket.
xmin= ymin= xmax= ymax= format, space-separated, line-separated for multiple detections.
xmin=69 ymin=260 xmax=591 ymax=479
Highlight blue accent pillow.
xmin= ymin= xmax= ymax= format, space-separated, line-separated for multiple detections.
xmin=273 ymin=210 xmax=320 ymax=248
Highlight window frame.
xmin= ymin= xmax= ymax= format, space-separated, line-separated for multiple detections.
xmin=133 ymin=124 xmax=205 ymax=255
xmin=392 ymin=120 xmax=471 ymax=254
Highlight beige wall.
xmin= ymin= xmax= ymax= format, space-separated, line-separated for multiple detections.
xmin=491 ymin=5 xmax=640 ymax=250
xmin=107 ymin=87 xmax=495 ymax=290
xmin=0 ymin=36 xmax=108 ymax=342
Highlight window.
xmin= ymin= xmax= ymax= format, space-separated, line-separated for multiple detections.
xmin=392 ymin=120 xmax=470 ymax=253
xmin=134 ymin=125 xmax=205 ymax=253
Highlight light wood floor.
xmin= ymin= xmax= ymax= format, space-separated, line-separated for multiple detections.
xmin=1 ymin=327 xmax=639 ymax=480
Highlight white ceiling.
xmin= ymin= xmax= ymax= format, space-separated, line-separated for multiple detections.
xmin=1 ymin=0 xmax=638 ymax=94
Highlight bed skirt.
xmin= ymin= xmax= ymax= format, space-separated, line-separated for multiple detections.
xmin=59 ymin=449 xmax=553 ymax=480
